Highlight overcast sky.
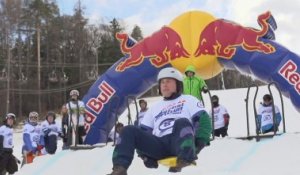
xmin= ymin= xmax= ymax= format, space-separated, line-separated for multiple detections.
xmin=57 ymin=0 xmax=300 ymax=55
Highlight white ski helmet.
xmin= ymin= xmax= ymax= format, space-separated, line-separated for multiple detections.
xmin=157 ymin=67 xmax=184 ymax=95
xmin=28 ymin=111 xmax=39 ymax=123
xmin=157 ymin=67 xmax=183 ymax=82
xmin=6 ymin=113 xmax=16 ymax=120
xmin=70 ymin=89 xmax=79 ymax=96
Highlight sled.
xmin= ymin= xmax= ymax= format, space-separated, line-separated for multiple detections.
xmin=69 ymin=143 xmax=107 ymax=150
xmin=235 ymin=132 xmax=284 ymax=141
xmin=158 ymin=156 xmax=197 ymax=168
xmin=21 ymin=151 xmax=42 ymax=167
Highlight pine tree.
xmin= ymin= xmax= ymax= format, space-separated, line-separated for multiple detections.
xmin=98 ymin=18 xmax=125 ymax=64
xmin=131 ymin=25 xmax=143 ymax=41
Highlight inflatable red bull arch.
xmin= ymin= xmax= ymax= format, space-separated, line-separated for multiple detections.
xmin=83 ymin=11 xmax=300 ymax=144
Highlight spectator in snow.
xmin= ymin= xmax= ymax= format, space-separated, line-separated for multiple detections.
xmin=183 ymin=65 xmax=208 ymax=106
xmin=0 ymin=113 xmax=19 ymax=174
xmin=108 ymin=122 xmax=124 ymax=143
xmin=22 ymin=111 xmax=45 ymax=164
xmin=41 ymin=111 xmax=62 ymax=154
xmin=134 ymin=99 xmax=148 ymax=126
xmin=210 ymin=95 xmax=230 ymax=137
xmin=66 ymin=89 xmax=86 ymax=145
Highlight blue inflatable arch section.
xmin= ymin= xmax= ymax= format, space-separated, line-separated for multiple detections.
xmin=83 ymin=12 xmax=300 ymax=145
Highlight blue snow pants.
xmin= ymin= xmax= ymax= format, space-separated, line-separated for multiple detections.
xmin=45 ymin=135 xmax=57 ymax=154
xmin=112 ymin=118 xmax=196 ymax=169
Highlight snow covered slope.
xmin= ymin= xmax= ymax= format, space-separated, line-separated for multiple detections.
xmin=15 ymin=86 xmax=300 ymax=175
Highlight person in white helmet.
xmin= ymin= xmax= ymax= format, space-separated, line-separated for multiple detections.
xmin=65 ymin=89 xmax=86 ymax=146
xmin=108 ymin=67 xmax=212 ymax=175
xmin=0 ymin=113 xmax=18 ymax=174
xmin=22 ymin=111 xmax=45 ymax=164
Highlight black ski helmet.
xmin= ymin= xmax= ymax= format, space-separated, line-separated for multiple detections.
xmin=263 ymin=94 xmax=272 ymax=102
xmin=46 ymin=111 xmax=56 ymax=121
xmin=212 ymin=95 xmax=219 ymax=107
xmin=212 ymin=95 xmax=219 ymax=103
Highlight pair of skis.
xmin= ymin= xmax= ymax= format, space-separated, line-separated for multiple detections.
xmin=67 ymin=100 xmax=106 ymax=150
xmin=67 ymin=100 xmax=81 ymax=149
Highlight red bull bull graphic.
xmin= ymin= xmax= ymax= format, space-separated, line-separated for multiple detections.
xmin=82 ymin=33 xmax=169 ymax=143
xmin=116 ymin=26 xmax=190 ymax=71
xmin=82 ymin=11 xmax=300 ymax=145
xmin=194 ymin=11 xmax=275 ymax=59
xmin=213 ymin=11 xmax=300 ymax=112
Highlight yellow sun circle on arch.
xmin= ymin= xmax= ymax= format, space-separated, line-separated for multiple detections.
xmin=169 ymin=11 xmax=223 ymax=80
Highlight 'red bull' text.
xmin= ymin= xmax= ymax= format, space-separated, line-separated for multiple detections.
xmin=279 ymin=60 xmax=300 ymax=94
xmin=84 ymin=81 xmax=116 ymax=132
xmin=87 ymin=81 xmax=116 ymax=114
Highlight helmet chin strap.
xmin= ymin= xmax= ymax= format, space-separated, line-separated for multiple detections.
xmin=71 ymin=97 xmax=77 ymax=101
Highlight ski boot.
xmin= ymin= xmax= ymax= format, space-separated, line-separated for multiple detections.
xmin=107 ymin=165 xmax=127 ymax=175
xmin=168 ymin=159 xmax=195 ymax=173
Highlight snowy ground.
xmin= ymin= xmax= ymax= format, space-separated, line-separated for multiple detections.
xmin=14 ymin=86 xmax=300 ymax=175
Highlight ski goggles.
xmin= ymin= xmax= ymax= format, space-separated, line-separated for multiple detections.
xmin=29 ymin=116 xmax=38 ymax=122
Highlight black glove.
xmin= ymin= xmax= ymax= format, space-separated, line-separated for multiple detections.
xmin=202 ymin=86 xmax=208 ymax=93
xmin=43 ymin=128 xmax=51 ymax=136
xmin=195 ymin=139 xmax=206 ymax=154
xmin=143 ymin=156 xmax=158 ymax=168
xmin=16 ymin=159 xmax=21 ymax=164
xmin=138 ymin=154 xmax=158 ymax=169
xmin=58 ymin=132 xmax=64 ymax=138
xmin=13 ymin=155 xmax=21 ymax=164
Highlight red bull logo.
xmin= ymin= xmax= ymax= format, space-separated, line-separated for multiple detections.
xmin=115 ymin=26 xmax=190 ymax=72
xmin=279 ymin=60 xmax=300 ymax=94
xmin=86 ymin=81 xmax=116 ymax=114
xmin=85 ymin=81 xmax=116 ymax=133
xmin=194 ymin=11 xmax=276 ymax=59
